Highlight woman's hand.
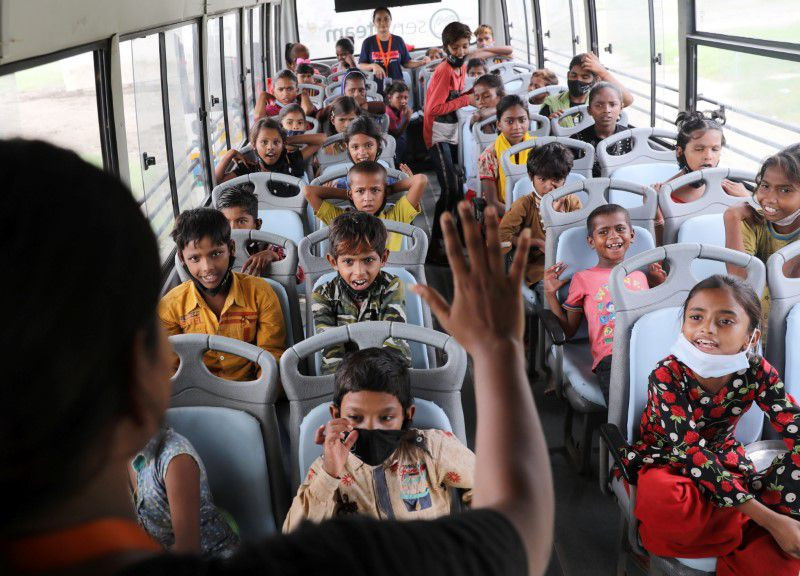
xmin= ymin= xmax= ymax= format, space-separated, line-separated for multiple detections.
xmin=316 ymin=418 xmax=358 ymax=479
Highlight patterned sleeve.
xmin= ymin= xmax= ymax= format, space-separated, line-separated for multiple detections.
xmin=282 ymin=457 xmax=341 ymax=533
xmin=430 ymin=430 xmax=475 ymax=504
xmin=646 ymin=361 xmax=753 ymax=507
xmin=381 ymin=275 xmax=412 ymax=363
xmin=312 ymin=282 xmax=346 ymax=375
xmin=156 ymin=430 xmax=202 ymax=481
xmin=753 ymin=359 xmax=800 ymax=459
xmin=477 ymin=146 xmax=499 ymax=182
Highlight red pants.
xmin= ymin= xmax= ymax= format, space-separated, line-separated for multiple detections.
xmin=634 ymin=466 xmax=800 ymax=576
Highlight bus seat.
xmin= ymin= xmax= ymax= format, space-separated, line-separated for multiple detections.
xmin=212 ymin=172 xmax=309 ymax=231
xmin=298 ymin=83 xmax=324 ymax=109
xmin=550 ymin=105 xmax=629 ymax=137
xmin=315 ymin=133 xmax=397 ymax=173
xmin=598 ymin=128 xmax=678 ymax=177
xmin=257 ymin=210 xmax=305 ymax=247
xmin=766 ymin=241 xmax=800 ymax=395
xmin=417 ymin=60 xmax=441 ymax=109
xmin=305 ymin=115 xmax=320 ymax=133
xmin=402 ymin=69 xmax=415 ymax=109
xmin=511 ymin=172 xmax=586 ymax=205
xmin=526 ymin=85 xmax=564 ymax=115
xmin=168 ymin=333 xmax=287 ymax=532
xmin=280 ymin=321 xmax=467 ymax=490
xmin=501 ymin=137 xmax=596 ymax=210
xmin=297 ymin=398 xmax=451 ymax=483
xmin=327 ymin=69 xmax=375 ymax=84
xmin=608 ymin=163 xmax=679 ymax=208
xmin=676 ymin=214 xmax=728 ymax=280
xmin=659 ymin=167 xmax=758 ymax=245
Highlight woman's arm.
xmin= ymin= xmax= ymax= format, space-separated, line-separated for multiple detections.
xmin=164 ymin=454 xmax=202 ymax=554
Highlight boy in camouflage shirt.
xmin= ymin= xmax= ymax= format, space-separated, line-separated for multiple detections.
xmin=313 ymin=212 xmax=411 ymax=374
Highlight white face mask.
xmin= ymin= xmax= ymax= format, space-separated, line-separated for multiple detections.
xmin=670 ymin=331 xmax=756 ymax=379
xmin=770 ymin=206 xmax=800 ymax=227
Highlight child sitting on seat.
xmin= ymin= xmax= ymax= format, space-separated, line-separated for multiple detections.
xmin=311 ymin=213 xmax=411 ymax=374
xmin=255 ymin=69 xmax=315 ymax=120
xmin=130 ymin=427 xmax=239 ymax=558
xmin=466 ymin=58 xmax=488 ymax=79
xmin=470 ymin=73 xmax=506 ymax=132
xmin=315 ymin=71 xmax=387 ymax=124
xmin=385 ymin=80 xmax=412 ymax=163
xmin=283 ymin=346 xmax=474 ymax=529
xmin=330 ymin=36 xmax=356 ymax=74
xmin=305 ymin=160 xmax=425 ymax=252
xmin=544 ymin=204 xmax=654 ymax=405
xmin=499 ymin=142 xmax=582 ymax=287
xmin=570 ymin=82 xmax=631 ymax=177
xmin=321 ymin=96 xmax=361 ymax=156
xmin=159 ymin=208 xmax=286 ymax=379
xmin=620 ymin=275 xmax=800 ymax=576
xmin=528 ymin=68 xmax=558 ymax=105
xmin=724 ymin=145 xmax=800 ymax=337
xmin=278 ymin=104 xmax=308 ymax=154
xmin=296 ymin=63 xmax=317 ymax=87
xmin=215 ymin=118 xmax=324 ymax=188
xmin=478 ymin=94 xmax=533 ymax=215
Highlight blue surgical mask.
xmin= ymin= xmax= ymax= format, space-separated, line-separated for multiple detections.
xmin=285 ymin=129 xmax=305 ymax=137
xmin=670 ymin=332 xmax=756 ymax=378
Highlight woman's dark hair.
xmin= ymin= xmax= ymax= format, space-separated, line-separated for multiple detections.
xmin=1 ymin=139 xmax=160 ymax=529
xmin=466 ymin=57 xmax=487 ymax=71
xmin=345 ymin=115 xmax=384 ymax=158
xmin=474 ymin=73 xmax=506 ymax=97
xmin=249 ymin=117 xmax=287 ymax=148
xmin=275 ymin=68 xmax=298 ymax=85
xmin=336 ymin=36 xmax=355 ymax=55
xmin=296 ymin=63 xmax=314 ymax=76
xmin=216 ymin=184 xmax=259 ymax=220
xmin=328 ymin=210 xmax=389 ymax=258
xmin=756 ymin=145 xmax=800 ymax=188
xmin=327 ymin=96 xmax=361 ymax=136
xmin=674 ymin=111 xmax=726 ymax=170
xmin=683 ymin=275 xmax=762 ymax=332
xmin=278 ymin=103 xmax=305 ymax=121
xmin=385 ymin=80 xmax=409 ymax=100
xmin=284 ymin=42 xmax=309 ymax=67
xmin=333 ymin=347 xmax=411 ymax=411
xmin=441 ymin=21 xmax=472 ymax=49
xmin=496 ymin=94 xmax=528 ymax=120
xmin=372 ymin=6 xmax=392 ymax=21
xmin=172 ymin=208 xmax=232 ymax=253
xmin=527 ymin=142 xmax=574 ymax=181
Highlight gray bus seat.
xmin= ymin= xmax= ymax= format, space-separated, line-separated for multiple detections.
xmin=315 ymin=133 xmax=397 ymax=173
xmin=327 ymin=68 xmax=375 ymax=84
xmin=298 ymin=83 xmax=324 ymax=109
xmin=511 ymin=172 xmax=586 ymax=206
xmin=279 ymin=322 xmax=467 ymax=489
xmin=305 ymin=115 xmax=320 ymax=134
xmin=659 ymin=167 xmax=757 ymax=245
xmin=597 ymin=127 xmax=678 ymax=177
xmin=168 ymin=333 xmax=287 ymax=531
xmin=767 ymin=241 xmax=800 ymax=395
xmin=607 ymin=163 xmax=680 ymax=209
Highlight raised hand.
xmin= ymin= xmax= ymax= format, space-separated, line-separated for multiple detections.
xmin=543 ymin=262 xmax=569 ymax=295
xmin=315 ymin=418 xmax=358 ymax=479
xmin=241 ymin=249 xmax=281 ymax=277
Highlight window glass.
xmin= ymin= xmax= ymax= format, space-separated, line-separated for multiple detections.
xmin=206 ymin=18 xmax=228 ymax=167
xmin=165 ymin=24 xmax=208 ymax=211
xmin=652 ymin=0 xmax=680 ymax=130
xmin=243 ymin=10 xmax=255 ymax=128
xmin=540 ymin=0 xmax=575 ymax=64
xmin=697 ymin=46 xmax=800 ymax=172
xmin=571 ymin=0 xmax=588 ymax=54
xmin=0 ymin=52 xmax=103 ymax=167
xmin=696 ymin=0 xmax=800 ymax=43
xmin=594 ymin=0 xmax=651 ymax=127
xmin=223 ymin=13 xmax=246 ymax=147
xmin=251 ymin=7 xmax=266 ymax=109
xmin=297 ymin=0 xmax=480 ymax=59
xmin=504 ymin=0 xmax=530 ymax=63
xmin=120 ymin=36 xmax=175 ymax=261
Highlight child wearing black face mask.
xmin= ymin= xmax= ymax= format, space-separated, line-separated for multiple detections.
xmin=158 ymin=208 xmax=286 ymax=381
xmin=283 ymin=347 xmax=475 ymax=531
xmin=539 ymin=52 xmax=634 ymax=126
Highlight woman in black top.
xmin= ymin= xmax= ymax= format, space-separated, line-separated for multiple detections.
xmin=571 ymin=81 xmax=633 ymax=177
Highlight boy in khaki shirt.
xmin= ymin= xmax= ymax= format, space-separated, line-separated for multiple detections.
xmin=283 ymin=347 xmax=474 ymax=531
xmin=499 ymin=142 xmax=582 ymax=287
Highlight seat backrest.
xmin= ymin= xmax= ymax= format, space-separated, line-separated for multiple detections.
xmin=401 ymin=69 xmax=415 ymax=109
xmin=327 ymin=68 xmax=375 ymax=84
xmin=597 ymin=128 xmax=678 ymax=176
xmin=526 ymin=85 xmax=564 ymax=114
xmin=325 ymin=77 xmax=379 ymax=97
xmin=502 ymin=72 xmax=534 ymax=96
xmin=212 ymin=173 xmax=309 ymax=233
xmin=280 ymin=322 xmax=468 ymax=489
xmin=502 ymin=137 xmax=596 ymax=210
xmin=550 ymin=105 xmax=630 ymax=137
xmin=315 ymin=133 xmax=397 ymax=173
xmin=168 ymin=333 xmax=287 ymax=528
xmin=511 ymin=172 xmax=586 ymax=205
xmin=659 ymin=167 xmax=758 ymax=245
xmin=766 ymin=241 xmax=800 ymax=396
xmin=298 ymin=83 xmax=324 ymax=108
xmin=675 ymin=213 xmax=729 ymax=280
xmin=297 ymin=398 xmax=451 ymax=482
xmin=608 ymin=162 xmax=680 ymax=209
xmin=418 ymin=60 xmax=443 ymax=109
xmin=540 ymin=177 xmax=659 ymax=267
xmin=305 ymin=115 xmax=320 ymax=134
xmin=605 ymin=245 xmax=766 ymax=451
xmin=489 ymin=60 xmax=536 ymax=76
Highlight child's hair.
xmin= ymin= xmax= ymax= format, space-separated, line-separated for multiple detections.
xmin=426 ymin=47 xmax=443 ymax=58
xmin=216 ymin=184 xmax=258 ymax=220
xmin=341 ymin=69 xmax=368 ymax=94
xmin=336 ymin=36 xmax=355 ymax=55
xmin=474 ymin=73 xmax=506 ymax=97
xmin=496 ymin=94 xmax=528 ymax=119
xmin=296 ymin=63 xmax=314 ymax=77
xmin=532 ymin=68 xmax=558 ymax=86
xmin=568 ymin=52 xmax=595 ymax=74
xmin=333 ymin=346 xmax=411 ymax=412
xmin=279 ymin=103 xmax=305 ymax=121
xmin=385 ymin=80 xmax=409 ymax=100
xmin=755 ymin=145 xmax=800 ymax=188
xmin=326 ymin=96 xmax=361 ymax=135
xmin=527 ymin=142 xmax=574 ymax=181
xmin=372 ymin=6 xmax=392 ymax=20
xmin=172 ymin=207 xmax=231 ymax=252
xmin=441 ymin=22 xmax=472 ymax=49
xmin=345 ymin=116 xmax=383 ymax=157
xmin=474 ymin=24 xmax=494 ymax=37
xmin=466 ymin=57 xmax=487 ymax=72
xmin=275 ymin=68 xmax=298 ymax=85
xmin=249 ymin=117 xmax=287 ymax=147
xmin=586 ymin=203 xmax=630 ymax=235
xmin=347 ymin=159 xmax=388 ymax=186
xmin=683 ymin=275 xmax=762 ymax=332
xmin=284 ymin=42 xmax=309 ymax=68
xmin=674 ymin=111 xmax=726 ymax=167
xmin=587 ymin=81 xmax=622 ymax=106
xmin=328 ymin=210 xmax=388 ymax=258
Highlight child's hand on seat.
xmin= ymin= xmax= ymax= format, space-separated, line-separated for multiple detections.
xmin=316 ymin=418 xmax=358 ymax=479
xmin=411 ymin=203 xmax=531 ymax=356
xmin=548 ymin=109 xmax=566 ymax=120
xmin=543 ymin=262 xmax=569 ymax=295
xmin=648 ymin=262 xmax=667 ymax=286
xmin=241 ymin=249 xmax=282 ymax=277
xmin=721 ymin=179 xmax=750 ymax=197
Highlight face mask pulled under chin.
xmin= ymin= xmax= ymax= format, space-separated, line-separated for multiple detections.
xmin=350 ymin=428 xmax=406 ymax=466
xmin=670 ymin=332 xmax=756 ymax=379
xmin=184 ymin=258 xmax=235 ymax=297
xmin=567 ymin=79 xmax=593 ymax=98
xmin=446 ymin=53 xmax=466 ymax=68
xmin=766 ymin=205 xmax=800 ymax=227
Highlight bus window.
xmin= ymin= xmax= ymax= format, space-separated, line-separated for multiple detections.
xmin=504 ymin=0 xmax=533 ymax=64
xmin=696 ymin=0 xmax=800 ymax=43
xmin=223 ymin=13 xmax=246 ymax=148
xmin=206 ymin=18 xmax=228 ymax=166
xmin=120 ymin=35 xmax=175 ymax=261
xmin=165 ymin=24 xmax=209 ymax=211
xmin=297 ymin=0 xmax=479 ymax=60
xmin=0 ymin=52 xmax=103 ymax=168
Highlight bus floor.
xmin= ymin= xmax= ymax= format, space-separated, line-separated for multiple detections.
xmin=420 ymin=174 xmax=641 ymax=576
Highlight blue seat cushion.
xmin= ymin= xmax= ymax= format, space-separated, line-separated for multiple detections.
xmin=677 ymin=213 xmax=728 ymax=280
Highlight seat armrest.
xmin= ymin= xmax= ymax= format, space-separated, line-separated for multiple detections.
xmin=539 ymin=309 xmax=566 ymax=345
xmin=599 ymin=423 xmax=633 ymax=485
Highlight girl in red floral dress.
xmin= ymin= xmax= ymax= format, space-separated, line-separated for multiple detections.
xmin=623 ymin=274 xmax=800 ymax=575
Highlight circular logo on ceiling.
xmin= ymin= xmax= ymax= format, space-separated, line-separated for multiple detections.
xmin=429 ymin=8 xmax=460 ymax=39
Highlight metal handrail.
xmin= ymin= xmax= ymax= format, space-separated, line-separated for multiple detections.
xmin=697 ymin=94 xmax=800 ymax=135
